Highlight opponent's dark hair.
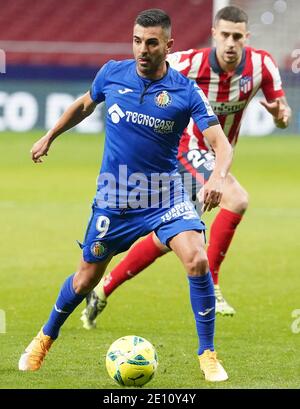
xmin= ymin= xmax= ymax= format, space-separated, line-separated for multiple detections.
xmin=215 ymin=6 xmax=248 ymax=25
xmin=135 ymin=9 xmax=171 ymax=31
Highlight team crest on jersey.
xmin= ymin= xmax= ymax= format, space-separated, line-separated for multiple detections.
xmin=240 ymin=76 xmax=252 ymax=94
xmin=91 ymin=241 xmax=108 ymax=258
xmin=155 ymin=91 xmax=172 ymax=107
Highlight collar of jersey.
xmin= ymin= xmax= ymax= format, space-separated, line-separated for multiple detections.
xmin=209 ymin=47 xmax=246 ymax=76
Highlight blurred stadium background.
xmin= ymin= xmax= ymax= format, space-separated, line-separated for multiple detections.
xmin=1 ymin=0 xmax=300 ymax=390
xmin=0 ymin=0 xmax=299 ymax=136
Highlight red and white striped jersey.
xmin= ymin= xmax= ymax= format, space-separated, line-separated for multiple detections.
xmin=167 ymin=46 xmax=285 ymax=156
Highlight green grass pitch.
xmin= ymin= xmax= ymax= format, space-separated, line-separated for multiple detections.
xmin=0 ymin=131 xmax=300 ymax=389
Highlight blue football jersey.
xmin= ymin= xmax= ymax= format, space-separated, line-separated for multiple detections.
xmin=90 ymin=59 xmax=218 ymax=208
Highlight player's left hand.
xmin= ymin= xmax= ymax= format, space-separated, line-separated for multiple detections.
xmin=30 ymin=133 xmax=53 ymax=163
xmin=197 ymin=176 xmax=225 ymax=213
xmin=260 ymin=99 xmax=291 ymax=129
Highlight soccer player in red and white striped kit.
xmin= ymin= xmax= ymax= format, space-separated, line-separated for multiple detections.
xmin=81 ymin=5 xmax=292 ymax=328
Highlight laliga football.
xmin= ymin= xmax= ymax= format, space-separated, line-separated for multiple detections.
xmin=106 ymin=335 xmax=158 ymax=386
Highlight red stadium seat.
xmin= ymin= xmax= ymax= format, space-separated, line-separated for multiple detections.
xmin=0 ymin=0 xmax=212 ymax=67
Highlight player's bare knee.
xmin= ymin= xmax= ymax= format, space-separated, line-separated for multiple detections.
xmin=235 ymin=189 xmax=249 ymax=214
xmin=222 ymin=180 xmax=249 ymax=215
xmin=186 ymin=250 xmax=209 ymax=277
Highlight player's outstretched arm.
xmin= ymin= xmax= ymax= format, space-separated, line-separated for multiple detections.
xmin=198 ymin=125 xmax=233 ymax=212
xmin=260 ymin=96 xmax=292 ymax=129
xmin=31 ymin=91 xmax=97 ymax=163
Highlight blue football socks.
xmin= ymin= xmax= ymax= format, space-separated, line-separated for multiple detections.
xmin=188 ymin=272 xmax=215 ymax=355
xmin=43 ymin=274 xmax=85 ymax=339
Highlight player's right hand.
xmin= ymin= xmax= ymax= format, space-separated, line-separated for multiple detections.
xmin=260 ymin=99 xmax=291 ymax=128
xmin=197 ymin=175 xmax=224 ymax=213
xmin=30 ymin=134 xmax=52 ymax=163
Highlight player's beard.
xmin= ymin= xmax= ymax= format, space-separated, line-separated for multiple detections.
xmin=137 ymin=55 xmax=165 ymax=77
xmin=222 ymin=50 xmax=239 ymax=65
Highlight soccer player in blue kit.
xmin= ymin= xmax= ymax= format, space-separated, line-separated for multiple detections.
xmin=19 ymin=9 xmax=232 ymax=382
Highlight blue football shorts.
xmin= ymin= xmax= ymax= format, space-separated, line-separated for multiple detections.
xmin=177 ymin=149 xmax=216 ymax=215
xmin=79 ymin=199 xmax=206 ymax=263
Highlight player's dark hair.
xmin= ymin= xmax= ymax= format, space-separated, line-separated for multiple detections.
xmin=135 ymin=9 xmax=171 ymax=32
xmin=215 ymin=6 xmax=248 ymax=25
